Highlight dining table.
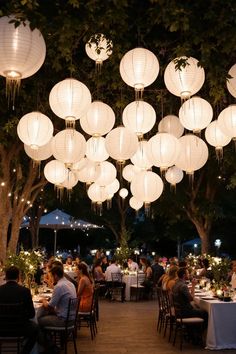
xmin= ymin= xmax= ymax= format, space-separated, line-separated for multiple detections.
xmin=122 ymin=272 xmax=143 ymax=301
xmin=194 ymin=290 xmax=236 ymax=350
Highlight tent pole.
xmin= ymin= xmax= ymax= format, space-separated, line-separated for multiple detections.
xmin=54 ymin=229 xmax=57 ymax=256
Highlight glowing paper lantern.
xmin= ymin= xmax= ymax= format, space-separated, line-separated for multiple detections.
xmin=0 ymin=16 xmax=46 ymax=100
xmin=105 ymin=179 xmax=120 ymax=195
xmin=80 ymin=101 xmax=115 ymax=136
xmin=129 ymin=196 xmax=143 ymax=211
xmin=87 ymin=183 xmax=108 ymax=203
xmin=61 ymin=171 xmax=79 ymax=190
xmin=85 ymin=33 xmax=113 ymax=65
xmin=51 ymin=129 xmax=86 ymax=166
xmin=205 ymin=120 xmax=231 ymax=159
xmin=175 ymin=135 xmax=208 ymax=174
xmin=122 ymin=164 xmax=141 ymax=182
xmin=86 ymin=136 xmax=109 ymax=162
xmin=158 ymin=115 xmax=184 ymax=138
xmin=120 ymin=47 xmax=159 ymax=96
xmin=95 ymin=161 xmax=117 ymax=186
xmin=77 ymin=159 xmax=100 ymax=184
xmin=17 ymin=112 xmax=53 ymax=148
xmin=105 ymin=126 xmax=139 ymax=163
xmin=164 ymin=56 xmax=205 ymax=98
xmin=218 ymin=105 xmax=236 ymax=139
xmin=119 ymin=188 xmax=128 ymax=199
xmin=165 ymin=166 xmax=184 ymax=186
xmin=122 ymin=100 xmax=156 ymax=136
xmin=49 ymin=78 xmax=91 ymax=127
xmin=179 ymin=96 xmax=213 ymax=133
xmin=24 ymin=139 xmax=52 ymax=162
xmin=147 ymin=133 xmax=180 ymax=171
xmin=44 ymin=160 xmax=67 ymax=185
xmin=226 ymin=64 xmax=236 ymax=98
xmin=131 ymin=140 xmax=153 ymax=170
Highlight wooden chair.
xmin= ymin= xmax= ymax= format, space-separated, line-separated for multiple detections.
xmin=77 ymin=286 xmax=99 ymax=340
xmin=43 ymin=297 xmax=79 ymax=354
xmin=130 ymin=272 xmax=146 ymax=301
xmin=0 ymin=302 xmax=25 ymax=354
xmin=110 ymin=273 xmax=125 ymax=302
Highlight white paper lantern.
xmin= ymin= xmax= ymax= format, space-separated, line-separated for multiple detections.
xmin=119 ymin=188 xmax=129 ymax=199
xmin=158 ymin=115 xmax=184 ymax=138
xmin=122 ymin=164 xmax=141 ymax=182
xmin=85 ymin=33 xmax=113 ymax=64
xmin=179 ymin=96 xmax=213 ymax=133
xmin=86 ymin=136 xmax=109 ymax=162
xmin=129 ymin=196 xmax=143 ymax=211
xmin=205 ymin=120 xmax=231 ymax=159
xmin=122 ymin=100 xmax=156 ymax=136
xmin=147 ymin=133 xmax=180 ymax=171
xmin=71 ymin=158 xmax=87 ymax=171
xmin=95 ymin=161 xmax=117 ymax=186
xmin=77 ymin=159 xmax=100 ymax=184
xmin=165 ymin=166 xmax=184 ymax=185
xmin=24 ymin=139 xmax=52 ymax=162
xmin=80 ymin=100 xmax=115 ymax=136
xmin=87 ymin=183 xmax=108 ymax=203
xmin=61 ymin=171 xmax=78 ymax=190
xmin=49 ymin=78 xmax=91 ymax=126
xmin=51 ymin=129 xmax=86 ymax=166
xmin=131 ymin=170 xmax=163 ymax=203
xmin=17 ymin=111 xmax=53 ymax=148
xmin=105 ymin=179 xmax=120 ymax=195
xmin=218 ymin=105 xmax=236 ymax=139
xmin=175 ymin=135 xmax=208 ymax=174
xmin=105 ymin=126 xmax=139 ymax=163
xmin=226 ymin=64 xmax=236 ymax=98
xmin=164 ymin=56 xmax=205 ymax=98
xmin=0 ymin=16 xmax=46 ymax=99
xmin=119 ymin=47 xmax=159 ymax=93
xmin=44 ymin=160 xmax=67 ymax=185
xmin=131 ymin=140 xmax=153 ymax=170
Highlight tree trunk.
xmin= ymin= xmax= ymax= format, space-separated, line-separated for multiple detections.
xmin=0 ymin=220 xmax=9 ymax=263
xmin=8 ymin=213 xmax=23 ymax=253
xmin=193 ymin=223 xmax=210 ymax=254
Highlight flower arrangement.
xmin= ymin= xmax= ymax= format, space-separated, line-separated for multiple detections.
xmin=5 ymin=249 xmax=44 ymax=287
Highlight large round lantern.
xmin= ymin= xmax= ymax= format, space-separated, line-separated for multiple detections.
xmin=105 ymin=179 xmax=120 ymax=195
xmin=86 ymin=136 xmax=109 ymax=162
xmin=80 ymin=100 xmax=115 ymax=136
xmin=105 ymin=126 xmax=139 ymax=163
xmin=77 ymin=159 xmax=100 ymax=184
xmin=179 ymin=96 xmax=213 ymax=133
xmin=71 ymin=158 xmax=87 ymax=172
xmin=131 ymin=140 xmax=153 ymax=170
xmin=218 ymin=105 xmax=236 ymax=140
xmin=129 ymin=196 xmax=143 ymax=211
xmin=122 ymin=100 xmax=156 ymax=137
xmin=165 ymin=166 xmax=184 ymax=187
xmin=0 ymin=16 xmax=46 ymax=101
xmin=147 ymin=133 xmax=180 ymax=172
xmin=17 ymin=112 xmax=53 ymax=149
xmin=49 ymin=78 xmax=91 ymax=128
xmin=51 ymin=129 xmax=86 ymax=166
xmin=131 ymin=170 xmax=163 ymax=214
xmin=205 ymin=120 xmax=231 ymax=159
xmin=122 ymin=164 xmax=141 ymax=182
xmin=95 ymin=161 xmax=117 ymax=186
xmin=24 ymin=139 xmax=52 ymax=162
xmin=88 ymin=183 xmax=108 ymax=203
xmin=119 ymin=48 xmax=159 ymax=97
xmin=175 ymin=135 xmax=208 ymax=175
xmin=61 ymin=171 xmax=78 ymax=190
xmin=164 ymin=56 xmax=205 ymax=99
xmin=44 ymin=160 xmax=67 ymax=185
xmin=85 ymin=33 xmax=113 ymax=67
xmin=158 ymin=115 xmax=184 ymax=138
xmin=226 ymin=64 xmax=236 ymax=98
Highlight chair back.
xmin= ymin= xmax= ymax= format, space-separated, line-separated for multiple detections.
xmin=111 ymin=272 xmax=123 ymax=283
xmin=65 ymin=298 xmax=79 ymax=329
xmin=136 ymin=272 xmax=146 ymax=286
xmin=0 ymin=303 xmax=26 ymax=334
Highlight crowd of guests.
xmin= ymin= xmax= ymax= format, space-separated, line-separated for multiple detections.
xmin=0 ymin=251 xmax=236 ymax=353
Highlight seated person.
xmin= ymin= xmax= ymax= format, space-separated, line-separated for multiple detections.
xmin=198 ymin=258 xmax=213 ymax=280
xmin=92 ymin=258 xmax=105 ymax=284
xmin=38 ymin=265 xmax=77 ymax=351
xmin=127 ymin=257 xmax=139 ymax=271
xmin=65 ymin=255 xmax=73 ymax=266
xmin=162 ymin=265 xmax=178 ymax=291
xmin=105 ymin=257 xmax=126 ymax=301
xmin=0 ymin=266 xmax=38 ymax=354
xmin=77 ymin=262 xmax=94 ymax=312
xmin=101 ymin=256 xmax=109 ymax=273
xmin=151 ymin=256 xmax=165 ymax=285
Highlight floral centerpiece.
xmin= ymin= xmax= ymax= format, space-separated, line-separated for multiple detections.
xmin=5 ymin=249 xmax=44 ymax=288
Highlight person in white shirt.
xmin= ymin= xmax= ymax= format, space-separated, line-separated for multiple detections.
xmin=127 ymin=257 xmax=139 ymax=271
xmin=105 ymin=258 xmax=126 ymax=301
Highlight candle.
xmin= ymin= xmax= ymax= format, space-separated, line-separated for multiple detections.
xmin=216 ymin=289 xmax=223 ymax=296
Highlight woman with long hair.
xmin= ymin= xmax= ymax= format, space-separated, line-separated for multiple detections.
xmin=77 ymin=262 xmax=94 ymax=312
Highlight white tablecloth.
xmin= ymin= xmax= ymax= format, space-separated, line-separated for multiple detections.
xmin=123 ymin=274 xmax=138 ymax=301
xmin=195 ymin=295 xmax=236 ymax=349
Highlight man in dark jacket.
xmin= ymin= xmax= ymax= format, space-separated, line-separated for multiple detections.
xmin=0 ymin=266 xmax=38 ymax=354
xmin=151 ymin=256 xmax=165 ymax=285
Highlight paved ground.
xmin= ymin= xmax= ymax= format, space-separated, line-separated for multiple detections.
xmin=68 ymin=299 xmax=236 ymax=354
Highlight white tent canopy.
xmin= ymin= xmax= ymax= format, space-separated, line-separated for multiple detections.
xmin=21 ymin=208 xmax=101 ymax=254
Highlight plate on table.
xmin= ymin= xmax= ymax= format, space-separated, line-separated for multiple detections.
xmin=201 ymin=297 xmax=216 ymax=300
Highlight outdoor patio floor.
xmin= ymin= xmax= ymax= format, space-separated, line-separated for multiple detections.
xmin=68 ymin=298 xmax=236 ymax=354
